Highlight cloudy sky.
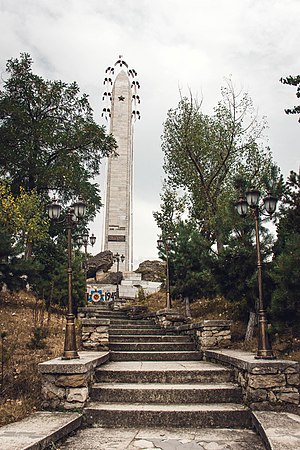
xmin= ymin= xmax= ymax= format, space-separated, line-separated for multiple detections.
xmin=1 ymin=0 xmax=299 ymax=267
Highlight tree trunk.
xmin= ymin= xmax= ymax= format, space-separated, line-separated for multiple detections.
xmin=185 ymin=296 xmax=192 ymax=318
xmin=24 ymin=240 xmax=33 ymax=260
xmin=245 ymin=310 xmax=256 ymax=341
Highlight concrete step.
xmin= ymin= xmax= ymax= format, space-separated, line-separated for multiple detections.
xmin=109 ymin=342 xmax=196 ymax=352
xmin=92 ymin=312 xmax=128 ymax=318
xmin=109 ymin=327 xmax=175 ymax=335
xmin=109 ymin=335 xmax=191 ymax=343
xmin=109 ymin=319 xmax=156 ymax=326
xmin=95 ymin=361 xmax=232 ymax=383
xmin=84 ymin=402 xmax=251 ymax=428
xmin=110 ymin=351 xmax=203 ymax=361
xmin=90 ymin=382 xmax=242 ymax=404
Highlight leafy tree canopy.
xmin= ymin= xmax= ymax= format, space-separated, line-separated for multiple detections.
xmin=161 ymin=80 xmax=280 ymax=252
xmin=0 ymin=53 xmax=117 ymax=215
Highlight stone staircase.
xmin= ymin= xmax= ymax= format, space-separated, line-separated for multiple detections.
xmin=83 ymin=304 xmax=251 ymax=429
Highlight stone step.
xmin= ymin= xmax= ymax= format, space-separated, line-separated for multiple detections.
xmin=110 ymin=351 xmax=203 ymax=361
xmin=109 ymin=327 xmax=175 ymax=335
xmin=95 ymin=361 xmax=232 ymax=383
xmin=109 ymin=334 xmax=191 ymax=343
xmin=109 ymin=342 xmax=196 ymax=352
xmin=92 ymin=312 xmax=128 ymax=318
xmin=109 ymin=319 xmax=156 ymax=326
xmin=90 ymin=382 xmax=242 ymax=404
xmin=84 ymin=402 xmax=251 ymax=428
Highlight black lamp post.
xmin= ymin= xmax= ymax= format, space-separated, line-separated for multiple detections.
xmin=77 ymin=230 xmax=96 ymax=274
xmin=236 ymin=188 xmax=278 ymax=359
xmin=113 ymin=253 xmax=125 ymax=299
xmin=77 ymin=231 xmax=96 ymax=302
xmin=157 ymin=236 xmax=174 ymax=310
xmin=47 ymin=196 xmax=87 ymax=360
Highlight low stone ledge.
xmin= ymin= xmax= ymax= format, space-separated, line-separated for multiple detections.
xmin=39 ymin=351 xmax=109 ymax=374
xmin=80 ymin=318 xmax=110 ymax=326
xmin=205 ymin=349 xmax=300 ymax=411
xmin=38 ymin=352 xmax=109 ymax=411
xmin=177 ymin=320 xmax=232 ymax=351
xmin=205 ymin=349 xmax=299 ymax=374
xmin=177 ymin=320 xmax=232 ymax=331
xmin=155 ymin=309 xmax=190 ymax=328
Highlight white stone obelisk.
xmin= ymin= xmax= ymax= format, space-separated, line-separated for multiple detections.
xmin=102 ymin=59 xmax=140 ymax=272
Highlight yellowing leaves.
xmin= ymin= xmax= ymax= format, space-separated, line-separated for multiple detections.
xmin=0 ymin=182 xmax=49 ymax=245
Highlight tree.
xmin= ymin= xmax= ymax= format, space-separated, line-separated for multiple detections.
xmin=171 ymin=221 xmax=217 ymax=301
xmin=153 ymin=183 xmax=186 ymax=238
xmin=29 ymin=236 xmax=86 ymax=312
xmin=161 ymin=80 xmax=279 ymax=253
xmin=280 ymin=75 xmax=300 ymax=121
xmin=0 ymin=53 xmax=117 ymax=212
xmin=270 ymin=170 xmax=300 ymax=335
xmin=0 ymin=181 xmax=49 ymax=259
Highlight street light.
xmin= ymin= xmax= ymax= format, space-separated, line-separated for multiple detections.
xmin=157 ymin=236 xmax=174 ymax=310
xmin=77 ymin=231 xmax=96 ymax=302
xmin=113 ymin=253 xmax=125 ymax=299
xmin=236 ymin=187 xmax=278 ymax=359
xmin=47 ymin=196 xmax=87 ymax=360
xmin=77 ymin=230 xmax=96 ymax=273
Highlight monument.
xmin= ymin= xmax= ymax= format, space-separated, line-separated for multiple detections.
xmin=101 ymin=57 xmax=140 ymax=272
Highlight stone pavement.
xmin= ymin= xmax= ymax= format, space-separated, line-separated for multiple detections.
xmin=57 ymin=427 xmax=265 ymax=450
xmin=0 ymin=411 xmax=82 ymax=450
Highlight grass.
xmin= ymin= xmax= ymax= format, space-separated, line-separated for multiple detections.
xmin=0 ymin=291 xmax=66 ymax=426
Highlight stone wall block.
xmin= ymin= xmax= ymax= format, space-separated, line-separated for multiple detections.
xmin=201 ymin=331 xmax=213 ymax=337
xmin=82 ymin=326 xmax=97 ymax=333
xmin=66 ymin=387 xmax=89 ymax=403
xmin=250 ymin=366 xmax=279 ymax=375
xmin=248 ymin=373 xmax=286 ymax=389
xmin=41 ymin=382 xmax=65 ymax=401
xmin=218 ymin=338 xmax=231 ymax=347
xmin=216 ymin=330 xmax=231 ymax=336
xmin=201 ymin=337 xmax=218 ymax=348
xmin=90 ymin=332 xmax=102 ymax=341
xmin=286 ymin=373 xmax=300 ymax=385
xmin=56 ymin=374 xmax=87 ymax=387
xmin=246 ymin=387 xmax=268 ymax=402
xmin=276 ymin=391 xmax=300 ymax=404
xmin=283 ymin=366 xmax=299 ymax=373
xmin=96 ymin=326 xmax=108 ymax=333
xmin=272 ymin=386 xmax=299 ymax=393
xmin=267 ymin=391 xmax=277 ymax=403
xmin=81 ymin=333 xmax=90 ymax=341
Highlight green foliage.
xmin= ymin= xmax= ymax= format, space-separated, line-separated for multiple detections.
xmin=0 ymin=53 xmax=117 ymax=215
xmin=280 ymin=75 xmax=300 ymax=120
xmin=27 ymin=327 xmax=48 ymax=349
xmin=0 ymin=182 xmax=49 ymax=258
xmin=31 ymin=236 xmax=86 ymax=312
xmin=171 ymin=222 xmax=217 ymax=300
xmin=161 ymin=80 xmax=280 ymax=253
xmin=270 ymin=235 xmax=300 ymax=335
xmin=270 ymin=171 xmax=300 ymax=335
xmin=137 ymin=287 xmax=146 ymax=302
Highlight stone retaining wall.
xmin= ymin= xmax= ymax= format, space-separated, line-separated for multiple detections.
xmin=80 ymin=318 xmax=110 ymax=351
xmin=154 ymin=309 xmax=190 ymax=328
xmin=38 ymin=352 xmax=109 ymax=410
xmin=205 ymin=349 xmax=300 ymax=412
xmin=177 ymin=320 xmax=232 ymax=351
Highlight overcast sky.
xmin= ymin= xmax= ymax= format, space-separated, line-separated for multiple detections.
xmin=1 ymin=0 xmax=299 ymax=268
